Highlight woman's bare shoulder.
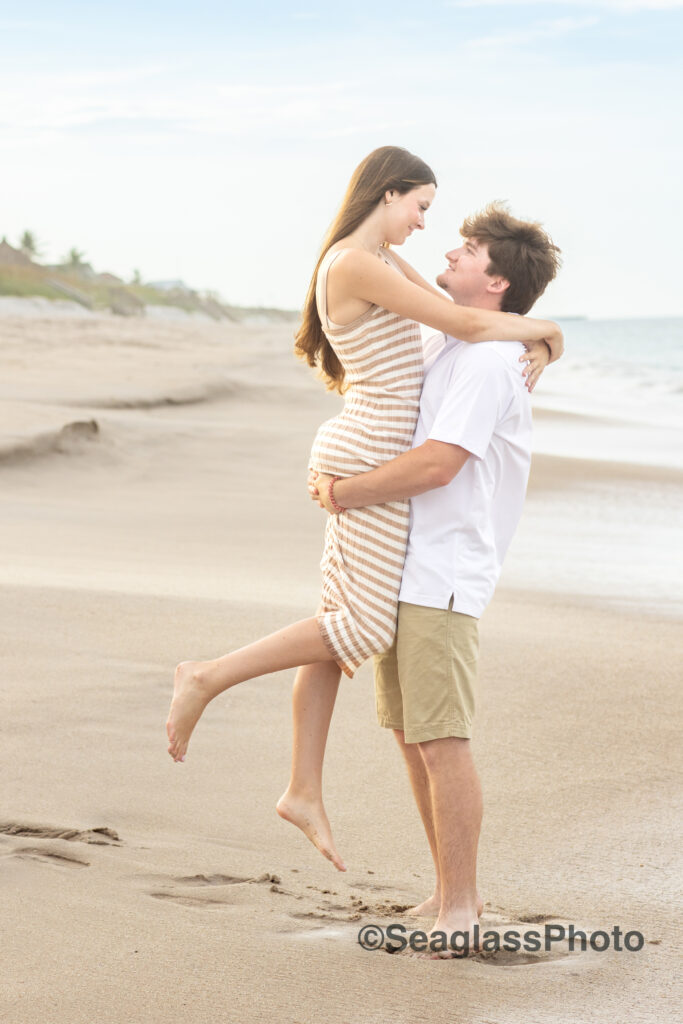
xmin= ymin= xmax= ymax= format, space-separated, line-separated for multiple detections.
xmin=327 ymin=247 xmax=391 ymax=277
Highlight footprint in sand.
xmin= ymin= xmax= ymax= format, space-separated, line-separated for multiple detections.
xmin=516 ymin=912 xmax=562 ymax=924
xmin=0 ymin=822 xmax=121 ymax=845
xmin=474 ymin=946 xmax=569 ymax=967
xmin=145 ymin=871 xmax=285 ymax=910
xmin=149 ymin=892 xmax=235 ymax=909
xmin=286 ymin=903 xmax=602 ymax=963
xmin=9 ymin=846 xmax=90 ymax=868
xmin=285 ymin=887 xmax=412 ymax=928
xmin=347 ymin=880 xmax=397 ymax=893
xmin=288 ymin=910 xmax=355 ymax=927
xmin=174 ymin=873 xmax=252 ymax=886
xmin=458 ymin=915 xmax=594 ymax=967
xmin=385 ymin=925 xmax=581 ymax=964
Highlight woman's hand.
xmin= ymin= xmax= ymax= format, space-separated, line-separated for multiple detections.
xmin=307 ymin=468 xmax=320 ymax=502
xmin=316 ymin=473 xmax=338 ymax=513
xmin=519 ymin=339 xmax=551 ymax=393
xmin=308 ymin=470 xmax=337 ymax=513
xmin=535 ymin=321 xmax=564 ymax=362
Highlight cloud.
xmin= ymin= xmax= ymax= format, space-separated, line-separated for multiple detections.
xmin=0 ymin=64 xmax=192 ymax=138
xmin=0 ymin=64 xmax=407 ymax=146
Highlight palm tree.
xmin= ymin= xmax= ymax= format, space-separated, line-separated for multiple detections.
xmin=66 ymin=247 xmax=86 ymax=268
xmin=20 ymin=230 xmax=40 ymax=260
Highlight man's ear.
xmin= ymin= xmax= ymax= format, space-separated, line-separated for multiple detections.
xmin=486 ymin=276 xmax=510 ymax=297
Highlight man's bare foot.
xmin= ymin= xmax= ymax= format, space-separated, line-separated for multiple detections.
xmin=408 ymin=892 xmax=484 ymax=919
xmin=166 ymin=660 xmax=216 ymax=762
xmin=276 ymin=790 xmax=346 ymax=872
xmin=427 ymin=904 xmax=481 ymax=959
xmin=407 ymin=894 xmax=441 ymax=918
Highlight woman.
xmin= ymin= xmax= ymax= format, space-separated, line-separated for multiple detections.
xmin=166 ymin=147 xmax=562 ymax=869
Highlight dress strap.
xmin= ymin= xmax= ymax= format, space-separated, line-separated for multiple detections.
xmin=316 ymin=248 xmax=346 ymax=331
xmin=316 ymin=247 xmax=403 ymax=330
xmin=379 ymin=246 xmax=399 ymax=273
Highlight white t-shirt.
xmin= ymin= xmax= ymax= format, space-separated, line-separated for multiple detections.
xmin=398 ymin=333 xmax=532 ymax=617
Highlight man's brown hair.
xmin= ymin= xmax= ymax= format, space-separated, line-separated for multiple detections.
xmin=460 ymin=202 xmax=561 ymax=315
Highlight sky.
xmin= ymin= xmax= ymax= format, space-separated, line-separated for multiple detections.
xmin=1 ymin=0 xmax=682 ymax=317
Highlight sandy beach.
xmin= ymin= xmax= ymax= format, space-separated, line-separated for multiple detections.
xmin=1 ymin=312 xmax=681 ymax=1023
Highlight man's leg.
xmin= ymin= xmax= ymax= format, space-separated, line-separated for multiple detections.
xmin=418 ymin=736 xmax=482 ymax=944
xmin=277 ymin=661 xmax=346 ymax=871
xmin=391 ymin=602 xmax=482 ymax=948
xmin=392 ymin=729 xmax=441 ymax=917
xmin=375 ymin=641 xmax=440 ymax=911
xmin=376 ymin=616 xmax=481 ymax=926
xmin=394 ymin=728 xmax=484 ymax=920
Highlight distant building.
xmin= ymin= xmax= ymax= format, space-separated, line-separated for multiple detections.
xmin=0 ymin=238 xmax=33 ymax=266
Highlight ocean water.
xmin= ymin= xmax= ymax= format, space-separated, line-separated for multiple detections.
xmin=503 ymin=318 xmax=683 ymax=616
xmin=532 ymin=317 xmax=683 ymax=469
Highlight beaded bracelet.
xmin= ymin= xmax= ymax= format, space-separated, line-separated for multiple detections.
xmin=328 ymin=476 xmax=346 ymax=514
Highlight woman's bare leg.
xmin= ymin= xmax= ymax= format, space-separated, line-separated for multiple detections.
xmin=166 ymin=616 xmax=333 ymax=762
xmin=276 ymin=662 xmax=346 ymax=871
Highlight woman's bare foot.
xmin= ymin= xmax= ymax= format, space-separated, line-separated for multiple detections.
xmin=166 ymin=661 xmax=217 ymax=762
xmin=408 ymin=892 xmax=484 ymax=919
xmin=276 ymin=790 xmax=346 ymax=872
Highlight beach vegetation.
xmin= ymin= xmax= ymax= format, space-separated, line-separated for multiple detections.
xmin=19 ymin=231 xmax=40 ymax=260
xmin=0 ymin=232 xmax=299 ymax=321
xmin=65 ymin=247 xmax=87 ymax=269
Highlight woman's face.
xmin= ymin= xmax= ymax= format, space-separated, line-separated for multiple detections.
xmin=384 ymin=183 xmax=436 ymax=245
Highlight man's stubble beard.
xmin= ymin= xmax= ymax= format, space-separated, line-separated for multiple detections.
xmin=436 ymin=275 xmax=453 ymax=298
xmin=437 ymin=277 xmax=466 ymax=305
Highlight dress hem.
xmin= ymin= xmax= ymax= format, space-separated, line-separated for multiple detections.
xmin=316 ymin=614 xmax=355 ymax=679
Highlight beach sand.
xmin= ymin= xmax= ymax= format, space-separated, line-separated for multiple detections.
xmin=1 ymin=314 xmax=680 ymax=1023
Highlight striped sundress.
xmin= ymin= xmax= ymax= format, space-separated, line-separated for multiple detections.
xmin=309 ymin=247 xmax=424 ymax=677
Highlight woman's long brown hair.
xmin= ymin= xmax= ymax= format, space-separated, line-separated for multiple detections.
xmin=294 ymin=146 xmax=436 ymax=393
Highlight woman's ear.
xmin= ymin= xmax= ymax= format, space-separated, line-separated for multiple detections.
xmin=384 ymin=189 xmax=395 ymax=207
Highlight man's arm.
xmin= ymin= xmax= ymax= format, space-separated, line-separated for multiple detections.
xmin=311 ymin=345 xmax=515 ymax=513
xmin=314 ymin=440 xmax=471 ymax=512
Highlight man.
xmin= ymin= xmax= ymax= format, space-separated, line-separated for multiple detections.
xmin=311 ymin=202 xmax=561 ymax=951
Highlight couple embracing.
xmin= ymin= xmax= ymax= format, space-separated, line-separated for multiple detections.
xmin=166 ymin=146 xmax=562 ymax=950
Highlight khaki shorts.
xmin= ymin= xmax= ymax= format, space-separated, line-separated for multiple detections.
xmin=373 ymin=601 xmax=479 ymax=743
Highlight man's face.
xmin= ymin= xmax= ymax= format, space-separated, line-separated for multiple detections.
xmin=436 ymin=237 xmax=502 ymax=308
